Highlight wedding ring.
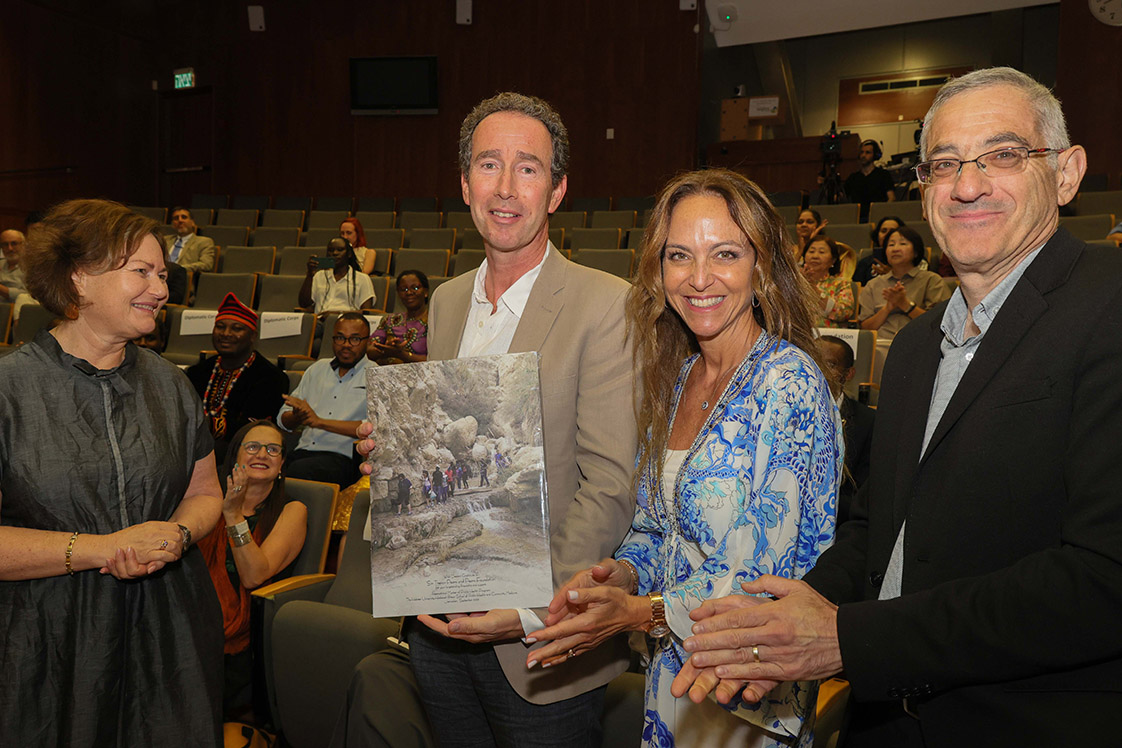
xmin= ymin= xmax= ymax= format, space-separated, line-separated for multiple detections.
xmin=752 ymin=645 xmax=761 ymax=663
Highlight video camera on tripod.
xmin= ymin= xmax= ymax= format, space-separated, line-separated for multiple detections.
xmin=817 ymin=121 xmax=850 ymax=205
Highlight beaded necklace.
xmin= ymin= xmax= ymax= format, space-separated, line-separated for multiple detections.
xmin=203 ymin=352 xmax=256 ymax=438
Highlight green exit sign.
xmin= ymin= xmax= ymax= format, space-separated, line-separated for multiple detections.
xmin=173 ymin=68 xmax=195 ymax=90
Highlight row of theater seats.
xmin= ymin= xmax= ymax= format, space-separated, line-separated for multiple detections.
xmin=131 ymin=206 xmax=654 ymax=233
xmin=185 ymin=193 xmax=657 ymax=216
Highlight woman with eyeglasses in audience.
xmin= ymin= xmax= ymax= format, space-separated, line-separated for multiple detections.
xmin=300 ymin=236 xmax=376 ymax=315
xmin=0 ymin=199 xmax=224 ymax=742
xmin=527 ymin=169 xmax=840 ymax=748
xmin=339 ymin=216 xmax=378 ymax=275
xmin=802 ymin=235 xmax=856 ymax=327
xmin=198 ymin=420 xmax=307 ymax=720
xmin=859 ymin=225 xmax=950 ymax=342
xmin=369 ymin=269 xmax=429 ymax=365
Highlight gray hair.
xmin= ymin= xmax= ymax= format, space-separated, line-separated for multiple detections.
xmin=458 ymin=92 xmax=569 ymax=188
xmin=920 ymin=67 xmax=1070 ymax=160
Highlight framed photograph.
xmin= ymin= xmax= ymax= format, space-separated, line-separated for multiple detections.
xmin=364 ymin=352 xmax=552 ymax=617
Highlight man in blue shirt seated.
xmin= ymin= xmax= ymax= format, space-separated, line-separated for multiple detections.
xmin=278 ymin=312 xmax=370 ymax=488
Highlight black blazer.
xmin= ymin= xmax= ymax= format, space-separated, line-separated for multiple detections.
xmin=838 ymin=395 xmax=875 ymax=525
xmin=805 ymin=228 xmax=1122 ymax=747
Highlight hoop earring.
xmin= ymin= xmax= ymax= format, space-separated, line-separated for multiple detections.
xmin=751 ymin=294 xmax=761 ymax=309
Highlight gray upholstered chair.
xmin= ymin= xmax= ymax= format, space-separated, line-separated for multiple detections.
xmin=254 ymin=489 xmax=400 ymax=748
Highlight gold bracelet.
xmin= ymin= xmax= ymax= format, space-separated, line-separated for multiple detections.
xmin=65 ymin=532 xmax=79 ymax=576
xmin=618 ymin=559 xmax=639 ymax=594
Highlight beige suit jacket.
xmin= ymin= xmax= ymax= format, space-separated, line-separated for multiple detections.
xmin=428 ymin=247 xmax=637 ymax=704
xmin=163 ymin=234 xmax=216 ymax=273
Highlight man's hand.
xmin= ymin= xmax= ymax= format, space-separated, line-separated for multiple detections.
xmin=417 ymin=609 xmax=524 ymax=644
xmin=677 ymin=576 xmax=843 ymax=687
xmin=282 ymin=395 xmax=318 ymax=427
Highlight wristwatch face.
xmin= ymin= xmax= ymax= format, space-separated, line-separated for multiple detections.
xmin=648 ymin=622 xmax=671 ymax=638
xmin=647 ymin=593 xmax=670 ymax=638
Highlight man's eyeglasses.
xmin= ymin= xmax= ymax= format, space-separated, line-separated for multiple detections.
xmin=243 ymin=442 xmax=283 ymax=456
xmin=332 ymin=334 xmax=368 ymax=345
xmin=914 ymin=146 xmax=1063 ymax=185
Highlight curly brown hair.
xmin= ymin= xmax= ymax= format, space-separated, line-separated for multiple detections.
xmin=23 ymin=199 xmax=164 ymax=318
xmin=626 ymin=168 xmax=825 ymax=484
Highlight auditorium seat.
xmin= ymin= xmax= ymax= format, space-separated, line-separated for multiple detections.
xmin=460 ymin=229 xmax=484 ymax=250
xmin=822 ymin=223 xmax=873 ymax=251
xmin=452 ymin=248 xmax=486 ymax=276
xmin=440 ymin=194 xmax=469 ymax=213
xmin=590 ymin=210 xmax=637 ymax=230
xmin=193 ymin=272 xmax=258 ymax=309
xmin=253 ymin=227 xmax=301 ymax=250
xmin=1073 ymin=191 xmax=1122 ymax=218
xmin=12 ymin=302 xmax=55 ymax=345
xmin=231 ymin=195 xmax=270 ymax=213
xmin=370 ymin=247 xmax=392 ymax=276
xmin=162 ymin=306 xmax=213 ymax=366
xmin=808 ymin=204 xmax=860 ymax=224
xmin=568 ymin=227 xmax=621 ymax=251
xmin=869 ymin=200 xmax=925 ymax=224
xmin=302 ymin=228 xmax=340 ymax=248
xmin=354 ymin=211 xmax=396 ymax=229
xmin=573 ymin=248 xmax=633 ymax=278
xmin=128 ymin=206 xmax=167 ymax=223
xmin=255 ymin=312 xmax=316 ymax=366
xmin=273 ymin=196 xmax=314 ymax=213
xmin=200 ymin=225 xmax=250 ymax=250
xmin=1059 ymin=214 xmax=1113 ymax=240
xmin=775 ymin=205 xmax=803 ymax=224
xmin=262 ymin=209 xmax=306 ymax=229
xmin=397 ymin=197 xmax=438 ymax=212
xmin=570 ymin=196 xmax=611 ymax=213
xmin=370 ymin=276 xmax=393 ymax=313
xmin=277 ymin=247 xmax=317 ymax=275
xmin=614 ymin=196 xmax=656 ymax=213
xmin=394 ymin=248 xmax=450 ymax=278
xmin=216 ymin=208 xmax=259 ymax=228
xmin=307 ymin=211 xmax=349 ymax=230
xmin=257 ymin=274 xmax=307 ymax=312
xmin=549 ymin=210 xmax=586 ymax=230
xmin=355 ymin=196 xmax=396 ymax=212
xmin=366 ymin=229 xmax=406 ymax=251
xmin=444 ymin=212 xmax=476 ymax=232
xmin=220 ymin=246 xmax=275 ymax=275
xmin=407 ymin=228 xmax=455 ymax=251
xmin=626 ymin=228 xmax=646 ymax=249
xmin=398 ymin=212 xmax=441 ymax=231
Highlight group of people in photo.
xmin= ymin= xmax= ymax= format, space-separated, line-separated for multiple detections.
xmin=2 ymin=63 xmax=1121 ymax=748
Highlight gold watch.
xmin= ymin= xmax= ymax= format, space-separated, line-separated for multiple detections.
xmin=645 ymin=592 xmax=670 ymax=638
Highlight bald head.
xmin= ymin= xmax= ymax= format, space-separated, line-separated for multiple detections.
xmin=0 ymin=230 xmax=25 ymax=267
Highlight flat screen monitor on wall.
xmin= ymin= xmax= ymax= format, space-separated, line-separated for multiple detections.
xmin=350 ymin=56 xmax=438 ymax=115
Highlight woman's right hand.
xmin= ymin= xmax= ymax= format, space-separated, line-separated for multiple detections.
xmin=223 ymin=463 xmax=248 ymax=517
xmin=545 ymin=559 xmax=633 ymax=626
xmin=100 ymin=521 xmax=183 ymax=577
xmin=305 ymin=256 xmax=319 ymax=275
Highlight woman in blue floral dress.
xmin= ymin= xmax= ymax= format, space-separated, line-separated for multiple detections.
xmin=528 ymin=169 xmax=842 ymax=747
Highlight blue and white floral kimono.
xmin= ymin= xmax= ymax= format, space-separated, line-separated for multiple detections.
xmin=615 ymin=332 xmax=842 ymax=748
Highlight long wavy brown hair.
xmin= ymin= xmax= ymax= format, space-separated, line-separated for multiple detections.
xmin=626 ymin=168 xmax=825 ymax=485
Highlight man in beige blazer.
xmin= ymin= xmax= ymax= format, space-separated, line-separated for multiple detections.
xmin=344 ymin=93 xmax=637 ymax=747
xmin=164 ymin=206 xmax=216 ymax=272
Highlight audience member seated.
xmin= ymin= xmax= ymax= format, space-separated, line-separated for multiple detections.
xmin=132 ymin=324 xmax=165 ymax=353
xmin=186 ymin=293 xmax=290 ymax=464
xmin=299 ymin=237 xmax=376 ymax=315
xmin=369 ymin=269 xmax=429 ymax=365
xmin=528 ymin=168 xmax=840 ymax=747
xmin=793 ymin=208 xmax=826 ymax=262
xmin=852 ymin=215 xmax=903 ymax=284
xmin=819 ymin=335 xmax=875 ymax=525
xmin=339 ymin=216 xmax=377 ymax=275
xmin=0 ymin=229 xmax=26 ymax=301
xmin=802 ymin=235 xmax=855 ymax=327
xmin=165 ymin=206 xmax=217 ymax=272
xmin=844 ymin=138 xmax=895 ymax=222
xmin=198 ymin=421 xmax=307 ymax=720
xmin=279 ymin=312 xmax=371 ymax=488
xmin=859 ymin=225 xmax=950 ymax=343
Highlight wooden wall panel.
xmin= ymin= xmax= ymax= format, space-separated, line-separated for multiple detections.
xmin=1057 ymin=0 xmax=1122 ymax=189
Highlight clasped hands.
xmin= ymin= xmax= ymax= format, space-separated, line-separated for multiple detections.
xmin=882 ymin=282 xmax=912 ymax=311
xmin=100 ymin=520 xmax=185 ymax=580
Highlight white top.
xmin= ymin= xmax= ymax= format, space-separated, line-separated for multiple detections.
xmin=456 ymin=246 xmax=550 ymax=358
xmin=662 ymin=449 xmax=687 ymax=502
xmin=310 ymin=267 xmax=376 ymax=313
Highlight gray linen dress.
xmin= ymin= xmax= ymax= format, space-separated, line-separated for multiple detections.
xmin=0 ymin=330 xmax=223 ymax=746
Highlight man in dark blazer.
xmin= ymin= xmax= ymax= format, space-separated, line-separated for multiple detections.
xmin=673 ymin=67 xmax=1122 ymax=747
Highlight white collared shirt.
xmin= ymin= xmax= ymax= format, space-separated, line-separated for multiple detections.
xmin=456 ymin=245 xmax=550 ymax=358
xmin=456 ymin=244 xmax=550 ymax=636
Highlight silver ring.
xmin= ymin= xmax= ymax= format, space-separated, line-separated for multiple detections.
xmin=752 ymin=645 xmax=761 ymax=663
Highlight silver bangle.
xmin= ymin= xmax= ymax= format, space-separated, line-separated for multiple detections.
xmin=230 ymin=530 xmax=253 ymax=548
xmin=226 ymin=519 xmax=250 ymax=538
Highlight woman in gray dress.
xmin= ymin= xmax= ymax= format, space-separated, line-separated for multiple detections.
xmin=0 ymin=200 xmax=225 ymax=745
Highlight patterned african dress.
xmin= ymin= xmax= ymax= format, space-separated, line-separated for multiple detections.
xmin=615 ymin=332 xmax=842 ymax=748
